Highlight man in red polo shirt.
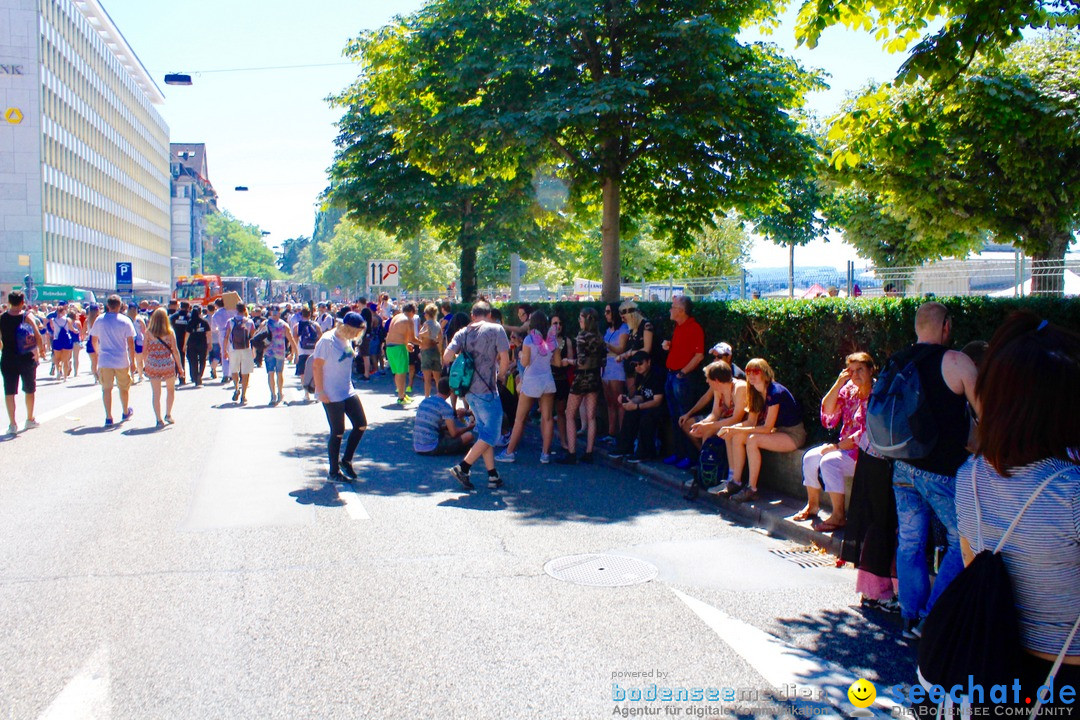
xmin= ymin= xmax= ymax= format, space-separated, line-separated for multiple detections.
xmin=660 ymin=295 xmax=706 ymax=469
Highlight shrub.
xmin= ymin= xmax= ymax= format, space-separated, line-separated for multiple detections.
xmin=462 ymin=297 xmax=1080 ymax=443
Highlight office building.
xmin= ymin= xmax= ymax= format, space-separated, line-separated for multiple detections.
xmin=170 ymin=142 xmax=217 ymax=279
xmin=0 ymin=0 xmax=171 ymax=297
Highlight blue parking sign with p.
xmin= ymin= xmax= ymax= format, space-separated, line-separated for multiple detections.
xmin=116 ymin=262 xmax=133 ymax=292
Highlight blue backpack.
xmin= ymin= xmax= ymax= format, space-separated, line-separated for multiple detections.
xmin=15 ymin=315 xmax=37 ymax=354
xmin=866 ymin=344 xmax=941 ymax=459
xmin=448 ymin=330 xmax=476 ymax=396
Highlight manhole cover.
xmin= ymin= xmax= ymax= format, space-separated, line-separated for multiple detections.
xmin=769 ymin=549 xmax=836 ymax=569
xmin=544 ymin=554 xmax=658 ymax=587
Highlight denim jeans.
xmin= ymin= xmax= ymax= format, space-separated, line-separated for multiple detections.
xmin=664 ymin=370 xmax=700 ymax=461
xmin=892 ymin=461 xmax=965 ymax=621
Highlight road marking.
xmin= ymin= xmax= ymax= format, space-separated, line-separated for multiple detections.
xmin=334 ymin=483 xmax=371 ymax=520
xmin=670 ymin=588 xmax=897 ymax=718
xmin=35 ymin=390 xmax=103 ymax=425
xmin=37 ymin=644 xmax=111 ymax=720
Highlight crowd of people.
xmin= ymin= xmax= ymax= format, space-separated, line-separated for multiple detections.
xmin=3 ymin=289 xmax=1077 ymax=707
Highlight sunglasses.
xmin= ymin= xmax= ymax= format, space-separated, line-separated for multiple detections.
xmin=746 ymin=368 xmax=764 ymax=375
xmin=620 ymin=309 xmax=634 ymax=315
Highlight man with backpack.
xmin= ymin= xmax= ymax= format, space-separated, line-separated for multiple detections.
xmin=1 ymin=291 xmax=43 ymax=435
xmin=294 ymin=307 xmax=320 ymax=403
xmin=443 ymin=301 xmax=510 ymax=491
xmin=872 ymin=301 xmax=979 ymax=639
xmin=223 ymin=302 xmax=256 ymax=405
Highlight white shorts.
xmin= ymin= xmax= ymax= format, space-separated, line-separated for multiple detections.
xmin=228 ymin=347 xmax=255 ymax=375
xmin=519 ymin=372 xmax=557 ymax=399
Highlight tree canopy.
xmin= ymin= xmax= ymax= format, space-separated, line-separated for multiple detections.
xmin=795 ymin=0 xmax=1079 ymax=86
xmin=202 ymin=211 xmax=281 ymax=279
xmin=824 ymin=31 xmax=1080 ymax=289
xmin=329 ymin=0 xmax=822 ymax=301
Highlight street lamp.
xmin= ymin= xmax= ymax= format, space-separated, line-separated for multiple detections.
xmin=234 ymin=186 xmax=249 ymax=191
xmin=164 ymin=73 xmax=192 ymax=86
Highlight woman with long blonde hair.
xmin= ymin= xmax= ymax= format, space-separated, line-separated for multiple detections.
xmin=142 ymin=307 xmax=183 ymax=427
xmin=717 ymin=358 xmax=806 ymax=502
xmin=617 ymin=301 xmax=654 ymax=396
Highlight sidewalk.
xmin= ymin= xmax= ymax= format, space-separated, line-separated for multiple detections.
xmin=592 ymin=443 xmax=845 ymax=557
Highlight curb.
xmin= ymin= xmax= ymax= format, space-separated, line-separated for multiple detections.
xmin=595 ymin=446 xmax=844 ymax=556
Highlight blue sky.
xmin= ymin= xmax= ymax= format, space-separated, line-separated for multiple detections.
xmin=101 ymin=0 xmax=904 ymax=270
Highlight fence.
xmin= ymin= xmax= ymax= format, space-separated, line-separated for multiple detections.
xmin=474 ymin=254 xmax=1080 ymax=302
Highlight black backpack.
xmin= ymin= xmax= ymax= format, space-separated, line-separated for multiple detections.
xmin=229 ymin=317 xmax=251 ymax=350
xmin=866 ymin=344 xmax=940 ymax=459
xmin=918 ymin=465 xmax=1079 ymax=716
xmin=249 ymin=319 xmax=272 ymax=351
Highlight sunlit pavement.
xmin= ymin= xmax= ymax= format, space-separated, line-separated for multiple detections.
xmin=1 ymin=363 xmax=915 ymax=719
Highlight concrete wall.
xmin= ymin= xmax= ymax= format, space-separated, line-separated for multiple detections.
xmin=0 ymin=0 xmax=44 ymax=289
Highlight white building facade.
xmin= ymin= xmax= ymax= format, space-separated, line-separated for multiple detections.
xmin=0 ymin=0 xmax=170 ymax=297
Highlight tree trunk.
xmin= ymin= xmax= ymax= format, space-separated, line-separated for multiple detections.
xmin=460 ymin=244 xmax=478 ymax=303
xmin=601 ymin=175 xmax=621 ymax=302
xmin=1029 ymin=227 xmax=1071 ymax=296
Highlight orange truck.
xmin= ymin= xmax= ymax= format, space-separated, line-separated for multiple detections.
xmin=172 ymin=274 xmax=223 ymax=307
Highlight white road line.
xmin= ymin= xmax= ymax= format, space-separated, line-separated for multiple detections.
xmin=37 ymin=644 xmax=111 ymax=720
xmin=670 ymin=587 xmax=898 ymax=718
xmin=335 ymin=483 xmax=371 ymax=520
xmin=35 ymin=390 xmax=104 ymax=425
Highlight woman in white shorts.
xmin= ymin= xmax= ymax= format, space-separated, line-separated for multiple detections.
xmin=496 ymin=311 xmax=561 ymax=464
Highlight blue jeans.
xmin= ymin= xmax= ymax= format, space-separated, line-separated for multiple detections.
xmin=466 ymin=391 xmax=502 ymax=447
xmin=664 ymin=371 xmax=699 ymax=461
xmin=892 ymin=461 xmax=965 ymax=621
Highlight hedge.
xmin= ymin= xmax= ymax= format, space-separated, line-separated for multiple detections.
xmin=463 ymin=296 xmax=1080 ymax=444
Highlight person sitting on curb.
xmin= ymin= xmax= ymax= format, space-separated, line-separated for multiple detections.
xmin=716 ymin=358 xmax=806 ymax=503
xmin=609 ymin=351 xmax=666 ymax=463
xmin=681 ymin=360 xmax=748 ymax=494
xmin=793 ymin=352 xmax=875 ymax=532
xmin=414 ymin=378 xmax=476 ymax=456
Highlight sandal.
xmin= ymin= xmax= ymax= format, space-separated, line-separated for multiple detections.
xmin=792 ymin=509 xmax=819 ymax=522
xmin=813 ymin=519 xmax=846 ymax=533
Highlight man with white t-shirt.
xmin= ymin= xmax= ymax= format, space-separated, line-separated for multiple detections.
xmin=312 ymin=312 xmax=368 ymax=482
xmin=209 ymin=299 xmax=236 ymax=382
xmin=87 ymin=294 xmax=136 ymax=427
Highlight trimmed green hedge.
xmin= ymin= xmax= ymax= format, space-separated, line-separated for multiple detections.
xmin=471 ymin=297 xmax=1080 ymax=444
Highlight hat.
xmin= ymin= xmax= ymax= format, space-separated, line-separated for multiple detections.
xmin=87 ymin=303 xmax=100 ymax=311
xmin=57 ymin=300 xmax=68 ymax=307
xmin=627 ymin=350 xmax=651 ymax=366
xmin=343 ymin=312 xmax=365 ymax=329
xmin=710 ymin=342 xmax=732 ymax=357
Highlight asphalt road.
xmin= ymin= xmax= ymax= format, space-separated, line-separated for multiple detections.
xmin=0 ymin=362 xmax=918 ymax=719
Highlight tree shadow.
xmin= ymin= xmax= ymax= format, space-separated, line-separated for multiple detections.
xmin=771 ymin=605 xmax=917 ymax=688
xmin=282 ymin=410 xmax=714 ymax=526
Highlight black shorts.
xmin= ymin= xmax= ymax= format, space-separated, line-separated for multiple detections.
xmin=1 ymin=355 xmax=37 ymax=395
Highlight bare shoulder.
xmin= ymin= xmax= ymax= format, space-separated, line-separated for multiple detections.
xmin=941 ymin=348 xmax=977 ymax=392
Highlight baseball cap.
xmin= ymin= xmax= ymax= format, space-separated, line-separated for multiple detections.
xmin=710 ymin=342 xmax=732 ymax=357
xmin=87 ymin=303 xmax=100 ymax=311
xmin=627 ymin=350 xmax=651 ymax=366
xmin=343 ymin=312 xmax=365 ymax=329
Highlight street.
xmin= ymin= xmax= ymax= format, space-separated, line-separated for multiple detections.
xmin=1 ymin=365 xmax=916 ymax=719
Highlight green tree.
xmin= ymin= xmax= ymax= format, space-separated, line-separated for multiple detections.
xmin=203 ymin=211 xmax=281 ymax=278
xmin=795 ymin=0 xmax=1078 ymax=86
xmin=363 ymin=0 xmax=821 ymax=301
xmin=312 ymin=219 xmax=398 ymax=291
xmin=327 ymin=26 xmax=552 ymax=302
xmin=278 ymin=235 xmax=310 ymax=276
xmin=826 ymin=32 xmax=1080 ymax=291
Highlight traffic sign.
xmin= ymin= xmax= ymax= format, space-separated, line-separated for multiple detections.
xmin=368 ymin=259 xmax=400 ymax=287
xmin=116 ymin=262 xmax=133 ymax=293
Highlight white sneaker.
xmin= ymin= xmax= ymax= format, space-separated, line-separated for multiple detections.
xmin=540 ymin=452 xmax=552 ymax=464
xmin=495 ymin=432 xmax=511 ymax=448
xmin=6 ymin=424 xmax=17 ymax=435
xmin=495 ymin=450 xmax=516 ymax=463
xmin=23 ymin=420 xmax=40 ymax=430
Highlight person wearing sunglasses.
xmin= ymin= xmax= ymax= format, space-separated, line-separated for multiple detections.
xmin=717 ymin=358 xmax=806 ymax=502
xmin=549 ymin=314 xmax=575 ymax=450
xmin=616 ymin=301 xmax=653 ymax=396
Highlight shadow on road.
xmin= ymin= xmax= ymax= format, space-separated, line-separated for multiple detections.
xmin=772 ymin=605 xmax=916 ymax=687
xmin=289 ymin=483 xmax=345 ymax=507
xmin=65 ymin=424 xmax=119 ymax=436
xmin=283 ymin=407 xmax=708 ymax=526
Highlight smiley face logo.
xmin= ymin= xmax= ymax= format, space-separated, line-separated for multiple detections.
xmin=848 ymin=678 xmax=877 ymax=708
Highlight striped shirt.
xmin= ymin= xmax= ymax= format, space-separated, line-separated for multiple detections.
xmin=955 ymin=456 xmax=1080 ymax=656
